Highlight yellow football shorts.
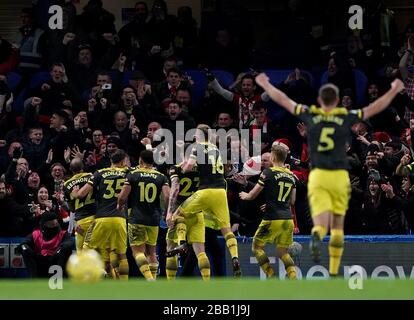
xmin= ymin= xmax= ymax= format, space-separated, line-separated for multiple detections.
xmin=184 ymin=211 xmax=205 ymax=244
xmin=308 ymin=168 xmax=351 ymax=217
xmin=83 ymin=217 xmax=127 ymax=255
xmin=179 ymin=188 xmax=230 ymax=229
xmin=253 ymin=219 xmax=294 ymax=248
xmin=75 ymin=215 xmax=95 ymax=252
xmin=128 ymin=223 xmax=159 ymax=246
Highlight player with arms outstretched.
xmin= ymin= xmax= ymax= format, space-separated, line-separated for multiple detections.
xmin=256 ymin=73 xmax=405 ymax=276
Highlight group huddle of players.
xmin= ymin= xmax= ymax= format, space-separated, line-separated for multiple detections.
xmin=62 ymin=72 xmax=405 ymax=281
xmin=62 ymin=123 xmax=298 ymax=281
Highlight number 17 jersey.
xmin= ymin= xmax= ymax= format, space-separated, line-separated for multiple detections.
xmin=294 ymin=105 xmax=363 ymax=170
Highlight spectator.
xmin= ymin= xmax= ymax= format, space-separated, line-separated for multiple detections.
xmin=245 ymin=103 xmax=282 ymax=144
xmin=77 ymin=0 xmax=116 ymax=45
xmin=15 ymin=8 xmax=46 ymax=75
xmin=209 ymin=73 xmax=270 ymax=128
xmin=160 ymin=100 xmax=196 ymax=139
xmin=174 ymin=6 xmax=198 ymax=67
xmin=392 ymin=173 xmax=414 ymax=231
xmin=176 ymin=88 xmax=193 ymax=114
xmin=118 ymin=1 xmax=157 ymax=76
xmin=25 ymin=63 xmax=78 ymax=121
xmin=19 ymin=212 xmax=73 ymax=278
xmin=361 ymin=176 xmax=406 ymax=234
xmin=0 ymin=37 xmax=19 ymax=74
xmin=215 ymin=112 xmax=235 ymax=130
xmin=22 ymin=126 xmax=48 ymax=170
xmin=326 ymin=53 xmax=355 ymax=95
xmin=153 ymin=67 xmax=191 ymax=106
xmin=0 ymin=180 xmax=32 ymax=237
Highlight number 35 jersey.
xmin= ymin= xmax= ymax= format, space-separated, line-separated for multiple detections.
xmin=88 ymin=167 xmax=129 ymax=219
xmin=294 ymin=105 xmax=363 ymax=170
xmin=124 ymin=168 xmax=169 ymax=226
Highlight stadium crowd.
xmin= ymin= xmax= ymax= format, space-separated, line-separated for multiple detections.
xmin=1 ymin=0 xmax=414 ymax=268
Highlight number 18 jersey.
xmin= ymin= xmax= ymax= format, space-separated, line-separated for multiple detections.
xmin=294 ymin=105 xmax=363 ymax=170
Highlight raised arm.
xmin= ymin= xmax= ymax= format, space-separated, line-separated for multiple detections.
xmin=182 ymin=154 xmax=196 ymax=173
xmin=209 ymin=78 xmax=234 ymax=101
xmin=399 ymin=37 xmax=413 ymax=82
xmin=255 ymin=73 xmax=297 ymax=114
xmin=362 ymin=79 xmax=405 ymax=120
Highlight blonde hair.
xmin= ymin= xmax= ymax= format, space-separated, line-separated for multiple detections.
xmin=271 ymin=144 xmax=288 ymax=163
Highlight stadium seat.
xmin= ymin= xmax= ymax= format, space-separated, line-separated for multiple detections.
xmin=29 ymin=71 xmax=51 ymax=89
xmin=211 ymin=70 xmax=234 ymax=88
xmin=11 ymin=88 xmax=27 ymax=114
xmin=245 ymin=69 xmax=316 ymax=88
xmin=183 ymin=70 xmax=207 ymax=107
xmin=6 ymin=72 xmax=22 ymax=91
xmin=320 ymin=69 xmax=368 ymax=106
xmin=183 ymin=69 xmax=235 ymax=107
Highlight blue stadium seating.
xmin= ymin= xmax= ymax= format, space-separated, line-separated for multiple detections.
xmin=6 ymin=72 xmax=22 ymax=91
xmin=29 ymin=71 xmax=51 ymax=90
xmin=183 ymin=69 xmax=235 ymax=107
xmin=259 ymin=69 xmax=316 ymax=88
xmin=320 ymin=69 xmax=368 ymax=106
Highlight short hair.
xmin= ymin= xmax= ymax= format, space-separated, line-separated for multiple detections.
xmin=271 ymin=144 xmax=288 ymax=163
xmin=241 ymin=74 xmax=256 ymax=83
xmin=97 ymin=71 xmax=110 ymax=78
xmin=176 ymin=87 xmax=191 ymax=96
xmin=385 ymin=141 xmax=402 ymax=151
xmin=169 ymin=99 xmax=182 ymax=109
xmin=319 ymin=84 xmax=339 ymax=106
xmin=167 ymin=67 xmax=182 ymax=77
xmin=28 ymin=126 xmax=42 ymax=134
xmin=50 ymin=62 xmax=65 ymax=71
xmin=252 ymin=103 xmax=267 ymax=111
xmin=140 ymin=150 xmax=154 ymax=165
xmin=70 ymin=158 xmax=84 ymax=174
xmin=110 ymin=149 xmax=127 ymax=164
xmin=50 ymin=163 xmax=66 ymax=173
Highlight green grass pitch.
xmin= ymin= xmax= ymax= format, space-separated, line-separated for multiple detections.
xmin=1 ymin=279 xmax=413 ymax=300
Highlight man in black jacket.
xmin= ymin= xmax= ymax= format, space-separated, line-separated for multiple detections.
xmin=19 ymin=212 xmax=73 ymax=278
xmin=0 ymin=180 xmax=32 ymax=237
